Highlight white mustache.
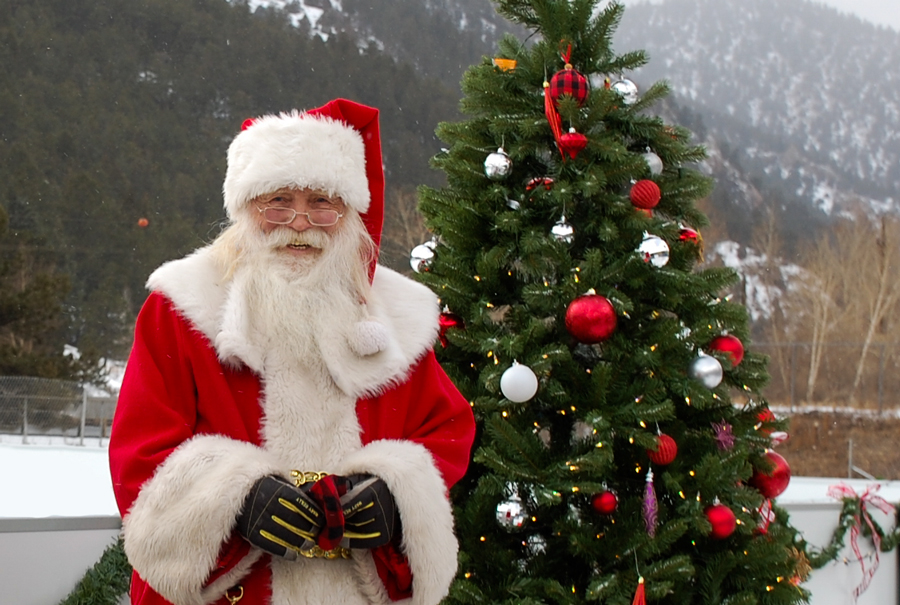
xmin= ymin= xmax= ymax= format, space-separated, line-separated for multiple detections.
xmin=265 ymin=227 xmax=331 ymax=249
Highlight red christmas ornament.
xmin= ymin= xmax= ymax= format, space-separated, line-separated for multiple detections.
xmin=548 ymin=42 xmax=589 ymax=107
xmin=750 ymin=451 xmax=791 ymax=499
xmin=630 ymin=180 xmax=661 ymax=209
xmin=559 ymin=129 xmax=588 ymax=159
xmin=679 ymin=227 xmax=699 ymax=243
xmin=708 ymin=334 xmax=744 ymax=367
xmin=647 ymin=433 xmax=677 ymax=465
xmin=438 ymin=312 xmax=464 ymax=348
xmin=137 ymin=217 xmax=150 ymax=228
xmin=705 ymin=503 xmax=736 ymax=539
xmin=756 ymin=408 xmax=776 ymax=435
xmin=565 ymin=292 xmax=617 ymax=344
xmin=549 ymin=65 xmax=589 ymax=107
xmin=591 ymin=490 xmax=618 ymax=515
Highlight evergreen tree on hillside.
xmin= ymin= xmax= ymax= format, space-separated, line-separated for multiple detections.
xmin=417 ymin=1 xmax=806 ymax=603
xmin=0 ymin=203 xmax=94 ymax=379
xmin=0 ymin=0 xmax=461 ymax=357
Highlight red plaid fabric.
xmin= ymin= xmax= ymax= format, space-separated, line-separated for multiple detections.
xmin=307 ymin=475 xmax=348 ymax=551
xmin=549 ymin=67 xmax=589 ymax=107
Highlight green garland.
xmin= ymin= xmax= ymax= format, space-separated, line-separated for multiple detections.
xmin=801 ymin=495 xmax=900 ymax=569
xmin=58 ymin=534 xmax=131 ymax=605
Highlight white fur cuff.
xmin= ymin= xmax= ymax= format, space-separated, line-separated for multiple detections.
xmin=335 ymin=440 xmax=458 ymax=605
xmin=122 ymin=435 xmax=282 ymax=605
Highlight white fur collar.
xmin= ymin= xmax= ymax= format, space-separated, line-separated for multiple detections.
xmin=146 ymin=246 xmax=440 ymax=399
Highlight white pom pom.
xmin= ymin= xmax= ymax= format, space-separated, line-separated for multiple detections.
xmin=350 ymin=320 xmax=389 ymax=356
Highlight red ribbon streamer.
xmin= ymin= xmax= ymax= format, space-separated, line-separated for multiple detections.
xmin=827 ymin=483 xmax=896 ymax=602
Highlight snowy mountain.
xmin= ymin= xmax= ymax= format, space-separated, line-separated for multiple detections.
xmin=614 ymin=0 xmax=900 ymax=220
xmin=245 ymin=0 xmax=898 ymax=229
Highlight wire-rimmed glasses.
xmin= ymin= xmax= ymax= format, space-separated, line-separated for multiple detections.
xmin=256 ymin=205 xmax=344 ymax=227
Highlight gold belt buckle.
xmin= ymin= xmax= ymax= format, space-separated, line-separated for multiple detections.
xmin=290 ymin=470 xmax=328 ymax=487
xmin=298 ymin=545 xmax=353 ymax=560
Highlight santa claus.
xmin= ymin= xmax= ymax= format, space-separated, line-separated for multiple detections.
xmin=109 ymin=99 xmax=476 ymax=605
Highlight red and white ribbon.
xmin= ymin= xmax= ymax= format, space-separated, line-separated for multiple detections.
xmin=827 ymin=483 xmax=896 ymax=602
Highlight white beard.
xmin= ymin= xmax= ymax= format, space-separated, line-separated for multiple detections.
xmin=229 ymin=216 xmax=372 ymax=374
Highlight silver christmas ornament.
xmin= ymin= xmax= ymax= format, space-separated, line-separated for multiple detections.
xmin=642 ymin=151 xmax=664 ymax=175
xmin=638 ymin=233 xmax=670 ymax=267
xmin=551 ymin=215 xmax=574 ymax=244
xmin=484 ymin=147 xmax=513 ymax=180
xmin=507 ymin=198 xmax=521 ymax=210
xmin=689 ymin=353 xmax=724 ymax=389
xmin=611 ymin=78 xmax=639 ymax=105
xmin=496 ymin=494 xmax=527 ymax=529
xmin=409 ymin=240 xmax=437 ymax=273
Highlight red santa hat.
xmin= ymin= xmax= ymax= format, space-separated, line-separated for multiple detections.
xmin=223 ymin=99 xmax=385 ymax=251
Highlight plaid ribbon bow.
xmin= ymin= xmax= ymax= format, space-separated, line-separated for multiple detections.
xmin=827 ymin=482 xmax=896 ymax=602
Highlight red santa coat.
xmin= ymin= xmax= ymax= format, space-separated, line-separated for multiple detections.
xmin=109 ymin=246 xmax=475 ymax=605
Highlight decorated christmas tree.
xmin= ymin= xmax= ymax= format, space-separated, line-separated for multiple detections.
xmin=414 ymin=1 xmax=807 ymax=603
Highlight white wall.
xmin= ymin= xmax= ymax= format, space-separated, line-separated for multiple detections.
xmin=0 ymin=516 xmax=122 ymax=605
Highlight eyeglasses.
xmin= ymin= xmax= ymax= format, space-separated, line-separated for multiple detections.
xmin=256 ymin=205 xmax=344 ymax=227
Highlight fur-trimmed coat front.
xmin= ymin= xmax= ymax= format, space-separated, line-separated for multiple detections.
xmin=109 ymin=246 xmax=475 ymax=605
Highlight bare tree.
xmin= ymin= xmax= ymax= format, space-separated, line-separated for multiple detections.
xmin=380 ymin=186 xmax=431 ymax=273
xmin=841 ymin=216 xmax=900 ymax=405
xmin=789 ymin=233 xmax=843 ymax=403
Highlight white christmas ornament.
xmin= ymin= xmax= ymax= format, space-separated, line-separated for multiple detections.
xmin=642 ymin=151 xmax=664 ymax=175
xmin=500 ymin=361 xmax=539 ymax=402
xmin=409 ymin=240 xmax=436 ymax=273
xmin=689 ymin=353 xmax=723 ymax=389
xmin=484 ymin=147 xmax=513 ymax=180
xmin=638 ymin=233 xmax=670 ymax=267
xmin=611 ymin=79 xmax=639 ymax=105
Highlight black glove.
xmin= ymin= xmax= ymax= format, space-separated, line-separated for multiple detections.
xmin=338 ymin=474 xmax=399 ymax=549
xmin=236 ymin=475 xmax=324 ymax=560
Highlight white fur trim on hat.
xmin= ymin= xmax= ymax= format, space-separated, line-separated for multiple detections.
xmin=223 ymin=111 xmax=370 ymax=218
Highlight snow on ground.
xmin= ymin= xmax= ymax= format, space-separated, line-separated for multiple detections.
xmin=0 ymin=435 xmax=119 ymax=518
xmin=4 ymin=421 xmax=900 ymax=520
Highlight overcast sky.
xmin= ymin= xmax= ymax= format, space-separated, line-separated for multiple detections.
xmin=621 ymin=0 xmax=900 ymax=31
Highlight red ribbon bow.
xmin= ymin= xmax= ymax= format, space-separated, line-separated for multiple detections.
xmin=827 ymin=483 xmax=896 ymax=601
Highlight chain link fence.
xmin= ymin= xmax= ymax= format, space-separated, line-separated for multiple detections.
xmin=0 ymin=376 xmax=116 ymax=444
xmin=753 ymin=342 xmax=900 ymax=413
